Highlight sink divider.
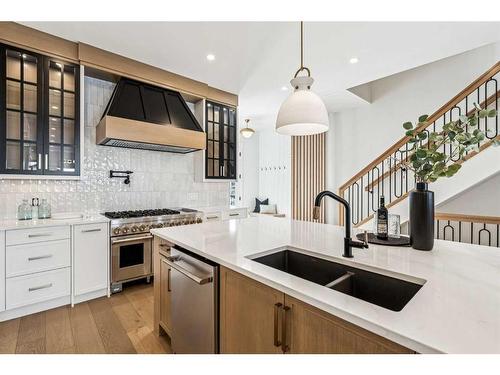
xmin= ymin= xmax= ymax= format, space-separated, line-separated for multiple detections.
xmin=324 ymin=271 xmax=354 ymax=289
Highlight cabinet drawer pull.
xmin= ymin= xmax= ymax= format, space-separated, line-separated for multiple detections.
xmin=229 ymin=213 xmax=240 ymax=217
xmin=28 ymin=254 xmax=53 ymax=261
xmin=81 ymin=228 xmax=102 ymax=233
xmin=281 ymin=305 xmax=290 ymax=353
xmin=28 ymin=233 xmax=53 ymax=238
xmin=28 ymin=283 xmax=53 ymax=292
xmin=206 ymin=215 xmax=219 ymax=220
xmin=274 ymin=302 xmax=283 ymax=347
xmin=159 ymin=244 xmax=170 ymax=248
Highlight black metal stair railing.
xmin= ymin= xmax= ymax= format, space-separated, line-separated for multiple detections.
xmin=338 ymin=62 xmax=500 ymax=228
xmin=435 ymin=213 xmax=500 ymax=248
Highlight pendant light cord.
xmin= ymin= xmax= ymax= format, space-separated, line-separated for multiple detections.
xmin=294 ymin=21 xmax=311 ymax=78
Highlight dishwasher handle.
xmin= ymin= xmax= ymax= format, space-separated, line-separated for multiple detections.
xmin=163 ymin=256 xmax=213 ymax=285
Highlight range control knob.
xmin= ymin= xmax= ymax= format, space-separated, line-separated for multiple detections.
xmin=196 ymin=217 xmax=203 ymax=224
xmin=157 ymin=223 xmax=164 ymax=228
xmin=121 ymin=226 xmax=129 ymax=234
xmin=131 ymin=225 xmax=138 ymax=233
xmin=113 ymin=228 xmax=121 ymax=235
xmin=175 ymin=221 xmax=181 ymax=226
xmin=139 ymin=225 xmax=147 ymax=231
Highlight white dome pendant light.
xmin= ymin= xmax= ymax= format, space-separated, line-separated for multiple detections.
xmin=276 ymin=22 xmax=329 ymax=136
xmin=240 ymin=118 xmax=255 ymax=138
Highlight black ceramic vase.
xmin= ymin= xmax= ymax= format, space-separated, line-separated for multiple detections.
xmin=409 ymin=182 xmax=434 ymax=251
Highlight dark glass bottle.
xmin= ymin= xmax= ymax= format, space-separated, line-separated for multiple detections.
xmin=376 ymin=196 xmax=388 ymax=240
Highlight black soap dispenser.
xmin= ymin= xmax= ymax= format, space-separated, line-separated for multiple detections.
xmin=376 ymin=196 xmax=388 ymax=240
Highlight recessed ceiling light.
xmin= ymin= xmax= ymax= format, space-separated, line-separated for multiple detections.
xmin=281 ymin=86 xmax=288 ymax=91
xmin=206 ymin=54 xmax=215 ymax=62
xmin=51 ymin=106 xmax=58 ymax=110
xmin=349 ymin=57 xmax=359 ymax=64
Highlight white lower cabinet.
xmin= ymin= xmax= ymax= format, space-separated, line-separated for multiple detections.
xmin=73 ymin=222 xmax=109 ymax=298
xmin=6 ymin=240 xmax=71 ymax=278
xmin=0 ymin=231 xmax=5 ymax=312
xmin=222 ymin=208 xmax=248 ymax=220
xmin=6 ymin=267 xmax=70 ymax=310
xmin=0 ymin=220 xmax=109 ymax=321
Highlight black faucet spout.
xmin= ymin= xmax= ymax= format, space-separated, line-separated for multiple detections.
xmin=314 ymin=190 xmax=367 ymax=258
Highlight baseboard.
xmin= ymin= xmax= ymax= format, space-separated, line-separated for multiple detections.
xmin=73 ymin=288 xmax=108 ymax=305
xmin=0 ymin=296 xmax=70 ymax=322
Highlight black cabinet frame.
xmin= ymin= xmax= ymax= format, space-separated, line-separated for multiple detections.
xmin=205 ymin=100 xmax=237 ymax=180
xmin=0 ymin=43 xmax=80 ymax=176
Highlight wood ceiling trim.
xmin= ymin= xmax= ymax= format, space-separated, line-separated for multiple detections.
xmin=0 ymin=22 xmax=238 ymax=106
xmin=0 ymin=22 xmax=78 ymax=62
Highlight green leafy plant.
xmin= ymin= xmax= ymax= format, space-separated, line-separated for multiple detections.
xmin=399 ymin=104 xmax=497 ymax=183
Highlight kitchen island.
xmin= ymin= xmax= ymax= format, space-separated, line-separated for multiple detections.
xmin=151 ymin=215 xmax=500 ymax=354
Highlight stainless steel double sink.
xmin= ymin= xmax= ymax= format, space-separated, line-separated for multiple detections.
xmin=250 ymin=249 xmax=424 ymax=312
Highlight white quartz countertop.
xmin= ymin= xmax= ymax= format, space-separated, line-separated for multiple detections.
xmin=151 ymin=216 xmax=500 ymax=354
xmin=0 ymin=213 xmax=109 ymax=231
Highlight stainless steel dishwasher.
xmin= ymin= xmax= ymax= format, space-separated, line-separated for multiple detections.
xmin=163 ymin=246 xmax=218 ymax=353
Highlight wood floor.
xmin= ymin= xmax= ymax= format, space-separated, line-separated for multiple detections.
xmin=0 ymin=282 xmax=172 ymax=354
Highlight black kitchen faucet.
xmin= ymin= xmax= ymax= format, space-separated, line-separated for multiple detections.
xmin=313 ymin=190 xmax=368 ymax=258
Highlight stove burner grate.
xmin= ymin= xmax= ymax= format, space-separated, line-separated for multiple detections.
xmin=104 ymin=208 xmax=181 ymax=219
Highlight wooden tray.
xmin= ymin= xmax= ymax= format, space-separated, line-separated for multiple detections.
xmin=356 ymin=232 xmax=410 ymax=246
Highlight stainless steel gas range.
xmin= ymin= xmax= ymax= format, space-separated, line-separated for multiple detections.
xmin=104 ymin=208 xmax=203 ymax=293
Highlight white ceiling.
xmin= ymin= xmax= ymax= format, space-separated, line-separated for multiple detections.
xmin=23 ymin=22 xmax=500 ymax=130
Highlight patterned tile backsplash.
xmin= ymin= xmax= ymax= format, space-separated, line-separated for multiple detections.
xmin=0 ymin=77 xmax=229 ymax=219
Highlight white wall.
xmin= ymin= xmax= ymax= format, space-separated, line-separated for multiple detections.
xmin=0 ymin=77 xmax=229 ymax=218
xmin=258 ymin=129 xmax=291 ymax=216
xmin=240 ymin=132 xmax=260 ymax=211
xmin=437 ymin=172 xmax=500 ymax=216
xmin=326 ymin=42 xmax=500 ymax=224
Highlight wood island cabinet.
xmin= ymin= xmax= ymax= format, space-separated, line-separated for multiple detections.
xmin=219 ymin=266 xmax=413 ymax=354
xmin=220 ymin=265 xmax=283 ymax=353
xmin=153 ymin=236 xmax=173 ymax=337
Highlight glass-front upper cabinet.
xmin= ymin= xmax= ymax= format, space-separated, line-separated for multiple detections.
xmin=205 ymin=101 xmax=236 ymax=179
xmin=1 ymin=48 xmax=42 ymax=173
xmin=0 ymin=44 xmax=80 ymax=176
xmin=44 ymin=59 xmax=79 ymax=174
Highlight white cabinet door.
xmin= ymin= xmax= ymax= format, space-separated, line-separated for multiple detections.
xmin=73 ymin=223 xmax=108 ymax=296
xmin=0 ymin=231 xmax=5 ymax=312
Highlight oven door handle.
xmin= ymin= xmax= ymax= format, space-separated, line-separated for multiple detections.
xmin=163 ymin=256 xmax=213 ymax=285
xmin=111 ymin=235 xmax=153 ymax=244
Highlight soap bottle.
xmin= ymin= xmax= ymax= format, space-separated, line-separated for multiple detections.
xmin=39 ymin=199 xmax=51 ymax=219
xmin=17 ymin=199 xmax=32 ymax=220
xmin=31 ymin=197 xmax=40 ymax=220
xmin=376 ymin=196 xmax=388 ymax=240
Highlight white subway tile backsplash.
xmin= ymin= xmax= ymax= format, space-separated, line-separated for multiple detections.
xmin=0 ymin=76 xmax=229 ymax=219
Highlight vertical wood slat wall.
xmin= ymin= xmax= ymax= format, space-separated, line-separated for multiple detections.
xmin=291 ymin=133 xmax=326 ymax=222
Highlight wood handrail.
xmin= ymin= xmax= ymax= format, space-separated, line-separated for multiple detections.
xmin=363 ymin=89 xmax=500 ymax=192
xmin=348 ymin=135 xmax=500 ymax=228
xmin=436 ymin=213 xmax=500 ymax=225
xmin=339 ymin=61 xmax=500 ymax=193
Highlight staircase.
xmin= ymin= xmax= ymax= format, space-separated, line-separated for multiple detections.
xmin=338 ymin=62 xmax=500 ymax=228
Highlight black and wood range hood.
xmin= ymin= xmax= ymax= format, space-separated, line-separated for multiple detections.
xmin=96 ymin=78 xmax=206 ymax=153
